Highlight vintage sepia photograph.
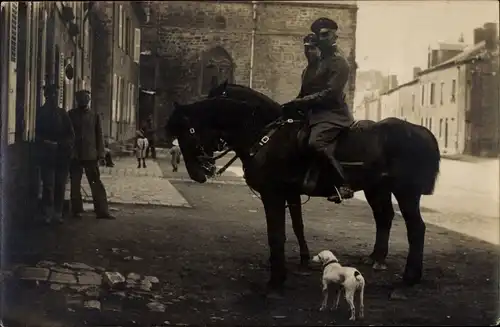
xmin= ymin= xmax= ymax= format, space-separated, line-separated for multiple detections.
xmin=0 ymin=0 xmax=499 ymax=325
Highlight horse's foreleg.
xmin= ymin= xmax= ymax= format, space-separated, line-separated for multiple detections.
xmin=261 ymin=191 xmax=287 ymax=297
xmin=286 ymin=192 xmax=310 ymax=267
xmin=393 ymin=190 xmax=425 ymax=286
xmin=364 ymin=187 xmax=394 ymax=271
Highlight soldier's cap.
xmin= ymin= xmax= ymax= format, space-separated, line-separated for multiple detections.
xmin=43 ymin=84 xmax=59 ymax=96
xmin=303 ymin=33 xmax=318 ymax=46
xmin=311 ymin=17 xmax=338 ymax=34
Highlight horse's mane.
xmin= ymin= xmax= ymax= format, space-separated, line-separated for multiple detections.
xmin=226 ymin=83 xmax=282 ymax=116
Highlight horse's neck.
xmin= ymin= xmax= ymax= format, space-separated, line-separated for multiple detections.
xmin=220 ymin=107 xmax=279 ymax=159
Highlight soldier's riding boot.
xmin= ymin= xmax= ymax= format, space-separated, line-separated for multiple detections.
xmin=321 ymin=149 xmax=354 ymax=203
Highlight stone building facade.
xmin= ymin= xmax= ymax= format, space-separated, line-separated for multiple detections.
xmin=91 ymin=1 xmax=145 ymax=142
xmin=139 ymin=1 xmax=358 ymax=138
xmin=367 ymin=22 xmax=499 ymax=157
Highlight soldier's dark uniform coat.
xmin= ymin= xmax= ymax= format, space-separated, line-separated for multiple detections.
xmin=298 ymin=52 xmax=354 ymax=127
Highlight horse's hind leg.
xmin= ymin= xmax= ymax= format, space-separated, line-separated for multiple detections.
xmin=393 ymin=190 xmax=425 ymax=286
xmin=286 ymin=192 xmax=310 ymax=267
xmin=363 ymin=186 xmax=394 ymax=271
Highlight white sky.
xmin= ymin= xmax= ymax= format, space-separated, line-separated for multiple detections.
xmin=356 ymin=0 xmax=500 ymax=82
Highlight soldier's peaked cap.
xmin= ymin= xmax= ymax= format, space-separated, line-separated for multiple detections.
xmin=303 ymin=33 xmax=318 ymax=46
xmin=311 ymin=17 xmax=338 ymax=34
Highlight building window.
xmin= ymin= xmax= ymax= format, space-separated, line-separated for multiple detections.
xmin=429 ymin=117 xmax=432 ymax=132
xmin=444 ymin=118 xmax=449 ymax=148
xmin=420 ymin=117 xmax=423 ymax=126
xmin=421 ymin=84 xmax=425 ymax=106
xmin=118 ymin=5 xmax=123 ymax=49
xmin=430 ymin=83 xmax=435 ymax=105
xmin=125 ymin=17 xmax=131 ymax=55
xmin=133 ymin=28 xmax=141 ymax=63
xmin=440 ymin=82 xmax=444 ymax=105
xmin=130 ymin=84 xmax=136 ymax=125
xmin=411 ymin=93 xmax=415 ymax=111
xmin=451 ymin=79 xmax=456 ymax=103
xmin=112 ymin=74 xmax=118 ymax=122
xmin=439 ymin=118 xmax=443 ymax=137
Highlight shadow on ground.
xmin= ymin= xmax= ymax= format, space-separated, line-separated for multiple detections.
xmin=2 ymin=182 xmax=498 ymax=326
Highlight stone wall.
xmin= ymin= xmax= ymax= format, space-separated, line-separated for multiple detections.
xmin=140 ymin=1 xmax=358 ymax=135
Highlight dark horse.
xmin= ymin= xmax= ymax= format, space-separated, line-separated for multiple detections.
xmin=166 ymin=83 xmax=440 ymax=297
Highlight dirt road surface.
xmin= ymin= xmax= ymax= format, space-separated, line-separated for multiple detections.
xmin=2 ymin=161 xmax=498 ymax=326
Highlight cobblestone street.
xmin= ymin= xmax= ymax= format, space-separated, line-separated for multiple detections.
xmin=2 ymin=156 xmax=498 ymax=326
xmin=72 ymin=157 xmax=191 ymax=208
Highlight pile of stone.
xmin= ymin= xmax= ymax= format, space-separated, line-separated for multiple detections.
xmin=12 ymin=260 xmax=166 ymax=313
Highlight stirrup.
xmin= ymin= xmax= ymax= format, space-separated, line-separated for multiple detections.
xmin=327 ymin=186 xmax=343 ymax=204
xmin=333 ymin=185 xmax=343 ymax=201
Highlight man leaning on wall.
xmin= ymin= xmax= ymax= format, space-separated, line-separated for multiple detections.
xmin=68 ymin=90 xmax=115 ymax=220
xmin=35 ymin=84 xmax=75 ymax=224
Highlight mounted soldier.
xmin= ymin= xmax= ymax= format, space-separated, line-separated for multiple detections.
xmin=298 ymin=33 xmax=320 ymax=98
xmin=282 ymin=17 xmax=355 ymax=203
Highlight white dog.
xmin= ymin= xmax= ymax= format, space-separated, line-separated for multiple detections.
xmin=312 ymin=250 xmax=365 ymax=321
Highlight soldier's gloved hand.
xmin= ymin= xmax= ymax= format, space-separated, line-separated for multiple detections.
xmin=281 ymin=100 xmax=300 ymax=117
xmin=281 ymin=100 xmax=305 ymax=118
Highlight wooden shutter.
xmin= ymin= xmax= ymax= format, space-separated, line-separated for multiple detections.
xmin=134 ymin=28 xmax=141 ymax=63
xmin=6 ymin=2 xmax=19 ymax=144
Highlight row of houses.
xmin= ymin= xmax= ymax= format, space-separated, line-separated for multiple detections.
xmin=355 ymin=22 xmax=499 ymax=157
xmin=0 ymin=1 xmax=145 ymax=222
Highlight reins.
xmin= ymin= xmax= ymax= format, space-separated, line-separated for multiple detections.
xmin=207 ymin=115 xmax=312 ymax=209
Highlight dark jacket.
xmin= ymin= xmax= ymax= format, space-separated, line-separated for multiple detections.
xmin=68 ymin=107 xmax=105 ymax=161
xmin=297 ymin=62 xmax=319 ymax=99
xmin=143 ymin=119 xmax=156 ymax=140
xmin=297 ymin=52 xmax=354 ymax=127
xmin=35 ymin=102 xmax=75 ymax=162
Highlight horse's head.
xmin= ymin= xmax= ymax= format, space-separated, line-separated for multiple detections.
xmin=165 ymin=101 xmax=219 ymax=183
xmin=207 ymin=79 xmax=229 ymax=98
xmin=165 ymin=97 xmax=252 ymax=182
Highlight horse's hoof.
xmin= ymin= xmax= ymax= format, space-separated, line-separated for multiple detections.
xmin=372 ymin=262 xmax=388 ymax=271
xmin=361 ymin=256 xmax=375 ymax=265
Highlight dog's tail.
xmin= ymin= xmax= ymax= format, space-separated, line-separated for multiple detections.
xmin=354 ymin=270 xmax=365 ymax=318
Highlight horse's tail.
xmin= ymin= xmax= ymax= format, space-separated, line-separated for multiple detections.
xmin=382 ymin=118 xmax=440 ymax=195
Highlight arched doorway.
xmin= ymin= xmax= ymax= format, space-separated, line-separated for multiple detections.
xmin=200 ymin=46 xmax=234 ymax=96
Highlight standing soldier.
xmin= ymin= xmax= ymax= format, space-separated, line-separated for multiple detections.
xmin=68 ymin=90 xmax=115 ymax=219
xmin=35 ymin=84 xmax=75 ymax=224
xmin=282 ymin=17 xmax=355 ymax=203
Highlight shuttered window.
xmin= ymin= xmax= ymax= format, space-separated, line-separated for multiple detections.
xmin=118 ymin=5 xmax=123 ymax=49
xmin=133 ymin=28 xmax=141 ymax=63
xmin=112 ymin=73 xmax=117 ymax=122
xmin=130 ymin=84 xmax=135 ymax=125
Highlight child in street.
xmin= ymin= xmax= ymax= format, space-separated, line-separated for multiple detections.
xmin=135 ymin=130 xmax=149 ymax=168
xmin=170 ymin=139 xmax=181 ymax=172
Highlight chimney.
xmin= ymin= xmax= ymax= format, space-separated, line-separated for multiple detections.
xmin=413 ymin=67 xmax=422 ymax=79
xmin=483 ymin=22 xmax=498 ymax=50
xmin=388 ymin=75 xmax=398 ymax=89
xmin=474 ymin=27 xmax=486 ymax=45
